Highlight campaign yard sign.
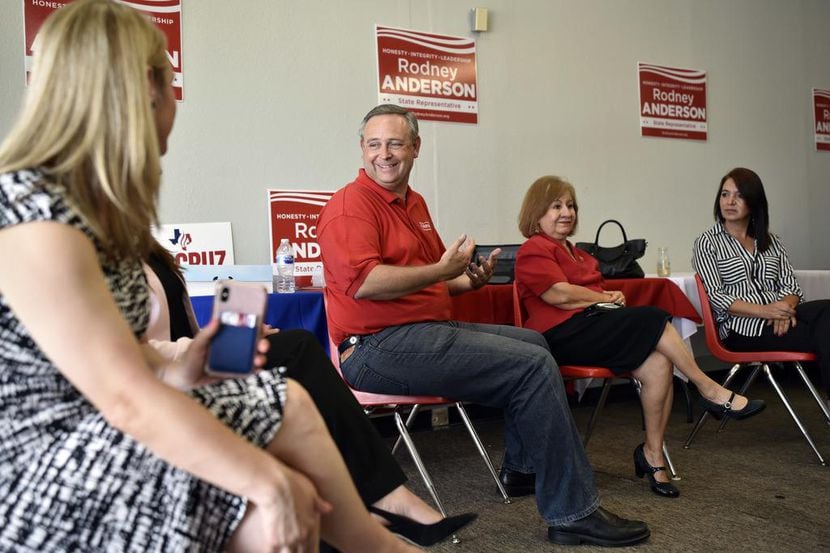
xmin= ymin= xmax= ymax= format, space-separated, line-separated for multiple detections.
xmin=268 ymin=190 xmax=334 ymax=289
xmin=22 ymin=0 xmax=185 ymax=100
xmin=153 ymin=222 xmax=234 ymax=266
xmin=814 ymin=88 xmax=830 ymax=152
xmin=638 ymin=62 xmax=707 ymax=141
xmin=376 ymin=25 xmax=479 ymax=124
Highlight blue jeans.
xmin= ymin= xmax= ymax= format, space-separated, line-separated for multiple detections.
xmin=340 ymin=321 xmax=600 ymax=525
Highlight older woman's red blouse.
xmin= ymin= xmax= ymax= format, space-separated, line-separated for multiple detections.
xmin=515 ymin=233 xmax=604 ymax=333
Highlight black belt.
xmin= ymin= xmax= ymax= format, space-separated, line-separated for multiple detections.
xmin=338 ymin=335 xmax=361 ymax=355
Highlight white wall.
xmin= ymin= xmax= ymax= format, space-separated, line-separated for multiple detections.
xmin=1 ymin=0 xmax=828 ymax=270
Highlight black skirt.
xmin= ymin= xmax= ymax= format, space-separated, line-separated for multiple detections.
xmin=542 ymin=306 xmax=671 ymax=374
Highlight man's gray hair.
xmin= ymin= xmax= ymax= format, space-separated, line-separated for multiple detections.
xmin=359 ymin=104 xmax=419 ymax=142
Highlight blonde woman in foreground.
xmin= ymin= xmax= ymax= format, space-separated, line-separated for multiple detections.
xmin=0 ymin=2 xmax=421 ymax=551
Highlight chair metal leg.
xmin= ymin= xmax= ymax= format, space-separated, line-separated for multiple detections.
xmin=716 ymin=363 xmax=762 ymax=433
xmin=583 ymin=380 xmax=612 ymax=447
xmin=392 ymin=404 xmax=421 ymax=455
xmin=662 ymin=442 xmax=680 ymax=481
xmin=762 ymin=365 xmax=828 ymax=466
xmin=793 ymin=361 xmax=830 ymax=424
xmin=393 ymin=411 xmax=462 ymax=544
xmin=685 ymin=363 xmax=742 ymax=448
xmin=455 ymin=402 xmax=512 ymax=503
xmin=684 ymin=407 xmax=709 ymax=448
xmin=393 ymin=410 xmax=447 ymax=514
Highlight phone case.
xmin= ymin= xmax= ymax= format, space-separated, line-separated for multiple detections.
xmin=206 ymin=281 xmax=267 ymax=377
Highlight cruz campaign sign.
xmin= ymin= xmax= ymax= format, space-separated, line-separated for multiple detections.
xmin=638 ymin=62 xmax=707 ymax=141
xmin=152 ymin=222 xmax=234 ymax=266
xmin=376 ymin=25 xmax=479 ymax=124
xmin=268 ymin=190 xmax=334 ymax=289
xmin=22 ymin=0 xmax=185 ymax=100
xmin=814 ymin=88 xmax=830 ymax=152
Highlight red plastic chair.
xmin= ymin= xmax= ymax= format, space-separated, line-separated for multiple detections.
xmin=326 ymin=332 xmax=511 ymax=519
xmin=684 ymin=274 xmax=829 ymax=465
xmin=512 ymin=282 xmax=679 ymax=478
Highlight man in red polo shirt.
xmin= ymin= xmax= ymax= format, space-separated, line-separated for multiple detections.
xmin=317 ymin=104 xmax=650 ymax=547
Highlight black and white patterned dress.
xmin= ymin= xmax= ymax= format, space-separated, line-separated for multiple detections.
xmin=0 ymin=169 xmax=287 ymax=552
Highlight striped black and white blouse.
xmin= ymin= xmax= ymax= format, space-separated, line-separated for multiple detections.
xmin=692 ymin=222 xmax=802 ymax=339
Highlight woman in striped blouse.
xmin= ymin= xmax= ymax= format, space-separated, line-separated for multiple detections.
xmin=692 ymin=167 xmax=830 ymax=403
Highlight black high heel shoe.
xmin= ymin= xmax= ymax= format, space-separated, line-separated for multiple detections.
xmin=368 ymin=506 xmax=477 ymax=546
xmin=698 ymin=391 xmax=766 ymax=421
xmin=633 ymin=443 xmax=679 ymax=498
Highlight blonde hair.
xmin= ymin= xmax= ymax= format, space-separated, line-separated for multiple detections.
xmin=517 ymin=175 xmax=578 ymax=238
xmin=0 ymin=0 xmax=171 ymax=260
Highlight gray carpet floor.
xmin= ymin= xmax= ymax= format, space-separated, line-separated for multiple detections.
xmin=390 ymin=376 xmax=830 ymax=552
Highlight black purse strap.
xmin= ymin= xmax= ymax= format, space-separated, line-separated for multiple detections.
xmin=593 ymin=219 xmax=629 ymax=246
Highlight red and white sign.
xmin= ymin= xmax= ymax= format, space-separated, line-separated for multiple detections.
xmin=813 ymin=88 xmax=830 ymax=152
xmin=268 ymin=190 xmax=334 ymax=288
xmin=153 ymin=222 xmax=234 ymax=266
xmin=22 ymin=0 xmax=184 ymax=100
xmin=376 ymin=25 xmax=478 ymax=124
xmin=638 ymin=62 xmax=707 ymax=141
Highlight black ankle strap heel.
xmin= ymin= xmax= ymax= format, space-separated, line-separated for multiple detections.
xmin=368 ymin=506 xmax=477 ymax=546
xmin=633 ymin=443 xmax=679 ymax=498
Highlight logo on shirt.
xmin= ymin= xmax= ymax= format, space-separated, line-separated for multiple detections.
xmin=419 ymin=221 xmax=432 ymax=232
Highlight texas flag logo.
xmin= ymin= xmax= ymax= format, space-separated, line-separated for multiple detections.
xmin=153 ymin=222 xmax=231 ymax=266
xmin=168 ymin=228 xmax=193 ymax=251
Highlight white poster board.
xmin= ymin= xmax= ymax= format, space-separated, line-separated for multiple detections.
xmin=152 ymin=222 xmax=234 ymax=266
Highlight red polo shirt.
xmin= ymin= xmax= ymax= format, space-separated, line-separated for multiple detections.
xmin=318 ymin=169 xmax=452 ymax=344
xmin=515 ymin=233 xmax=604 ymax=333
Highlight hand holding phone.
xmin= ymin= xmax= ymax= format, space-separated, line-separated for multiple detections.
xmin=584 ymin=302 xmax=624 ymax=317
xmin=206 ymin=281 xmax=267 ymax=377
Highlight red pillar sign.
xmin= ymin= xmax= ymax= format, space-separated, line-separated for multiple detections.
xmin=638 ymin=62 xmax=707 ymax=141
xmin=814 ymin=88 xmax=830 ymax=152
xmin=22 ymin=0 xmax=184 ymax=100
xmin=376 ymin=25 xmax=479 ymax=124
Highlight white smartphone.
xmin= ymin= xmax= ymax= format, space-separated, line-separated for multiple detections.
xmin=206 ymin=280 xmax=267 ymax=377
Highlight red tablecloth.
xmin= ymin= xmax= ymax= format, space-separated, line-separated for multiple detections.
xmin=449 ymin=278 xmax=701 ymax=325
xmin=449 ymin=285 xmax=514 ymax=324
xmin=606 ymin=278 xmax=701 ymax=323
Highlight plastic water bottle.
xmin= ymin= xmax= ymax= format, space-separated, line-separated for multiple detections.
xmin=275 ymin=238 xmax=296 ymax=293
xmin=657 ymin=247 xmax=671 ymax=277
xmin=311 ymin=264 xmax=325 ymax=288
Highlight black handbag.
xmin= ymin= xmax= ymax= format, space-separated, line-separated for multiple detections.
xmin=575 ymin=219 xmax=647 ymax=279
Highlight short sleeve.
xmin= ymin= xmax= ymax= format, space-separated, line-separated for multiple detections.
xmin=516 ymin=239 xmax=569 ymax=296
xmin=318 ymin=211 xmax=383 ymax=298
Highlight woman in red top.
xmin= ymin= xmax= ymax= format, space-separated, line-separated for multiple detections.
xmin=515 ymin=176 xmax=765 ymax=498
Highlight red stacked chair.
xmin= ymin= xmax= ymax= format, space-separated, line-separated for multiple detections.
xmin=684 ymin=274 xmax=829 ymax=465
xmin=512 ymin=282 xmax=679 ymax=478
xmin=324 ymin=331 xmax=512 ymax=521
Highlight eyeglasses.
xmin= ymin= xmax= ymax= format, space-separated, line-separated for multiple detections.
xmin=363 ymin=140 xmax=410 ymax=152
